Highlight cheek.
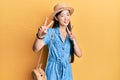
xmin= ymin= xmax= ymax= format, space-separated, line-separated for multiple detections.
xmin=67 ymin=16 xmax=70 ymax=20
xmin=58 ymin=17 xmax=64 ymax=22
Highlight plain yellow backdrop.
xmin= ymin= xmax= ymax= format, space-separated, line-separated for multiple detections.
xmin=0 ymin=0 xmax=119 ymax=80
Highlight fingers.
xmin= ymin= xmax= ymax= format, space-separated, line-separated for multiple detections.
xmin=39 ymin=17 xmax=53 ymax=34
xmin=43 ymin=17 xmax=48 ymax=26
xmin=66 ymin=26 xmax=74 ymax=36
xmin=66 ymin=26 xmax=75 ymax=40
xmin=47 ymin=20 xmax=54 ymax=28
xmin=41 ymin=26 xmax=47 ymax=33
xmin=43 ymin=17 xmax=54 ymax=28
xmin=66 ymin=27 xmax=71 ymax=34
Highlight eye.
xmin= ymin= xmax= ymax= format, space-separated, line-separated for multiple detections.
xmin=67 ymin=13 xmax=70 ymax=16
xmin=60 ymin=14 xmax=64 ymax=17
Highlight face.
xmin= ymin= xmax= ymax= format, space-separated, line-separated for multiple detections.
xmin=56 ymin=10 xmax=70 ymax=27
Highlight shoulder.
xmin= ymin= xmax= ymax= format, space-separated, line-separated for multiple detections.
xmin=47 ymin=28 xmax=52 ymax=32
xmin=47 ymin=28 xmax=55 ymax=34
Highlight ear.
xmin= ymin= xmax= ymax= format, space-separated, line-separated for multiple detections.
xmin=55 ymin=16 xmax=58 ymax=21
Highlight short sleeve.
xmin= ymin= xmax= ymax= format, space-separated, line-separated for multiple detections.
xmin=43 ymin=28 xmax=52 ymax=45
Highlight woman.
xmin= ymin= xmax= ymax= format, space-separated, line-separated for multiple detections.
xmin=33 ymin=2 xmax=82 ymax=80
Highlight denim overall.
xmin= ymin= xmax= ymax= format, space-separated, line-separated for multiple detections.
xmin=43 ymin=26 xmax=73 ymax=80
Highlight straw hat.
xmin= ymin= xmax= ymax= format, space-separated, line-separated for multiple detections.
xmin=50 ymin=3 xmax=74 ymax=20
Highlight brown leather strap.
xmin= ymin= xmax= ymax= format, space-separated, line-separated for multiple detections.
xmin=36 ymin=29 xmax=54 ymax=68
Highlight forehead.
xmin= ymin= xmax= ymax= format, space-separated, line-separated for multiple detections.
xmin=60 ymin=10 xmax=70 ymax=14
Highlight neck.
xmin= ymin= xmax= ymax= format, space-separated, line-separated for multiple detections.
xmin=59 ymin=25 xmax=67 ymax=32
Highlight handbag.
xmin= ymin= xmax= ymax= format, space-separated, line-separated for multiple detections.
xmin=32 ymin=48 xmax=47 ymax=80
xmin=32 ymin=29 xmax=54 ymax=80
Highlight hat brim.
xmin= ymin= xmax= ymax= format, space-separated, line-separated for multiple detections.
xmin=50 ymin=7 xmax=74 ymax=20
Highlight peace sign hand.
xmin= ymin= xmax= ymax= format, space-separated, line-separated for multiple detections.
xmin=37 ymin=17 xmax=54 ymax=39
xmin=66 ymin=25 xmax=76 ymax=41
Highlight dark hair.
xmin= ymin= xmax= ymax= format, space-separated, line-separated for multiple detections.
xmin=52 ymin=11 xmax=74 ymax=63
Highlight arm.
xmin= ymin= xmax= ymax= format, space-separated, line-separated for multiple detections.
xmin=66 ymin=27 xmax=82 ymax=58
xmin=32 ymin=17 xmax=53 ymax=52
xmin=32 ymin=38 xmax=45 ymax=52
xmin=72 ymin=38 xmax=82 ymax=57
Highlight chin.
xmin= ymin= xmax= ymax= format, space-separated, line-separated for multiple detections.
xmin=63 ymin=23 xmax=69 ymax=26
xmin=60 ymin=22 xmax=69 ymax=27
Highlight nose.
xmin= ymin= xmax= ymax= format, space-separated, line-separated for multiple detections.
xmin=65 ymin=16 xmax=69 ymax=21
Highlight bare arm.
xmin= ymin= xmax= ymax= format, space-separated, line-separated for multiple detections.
xmin=72 ymin=38 xmax=82 ymax=57
xmin=32 ymin=17 xmax=53 ymax=52
xmin=66 ymin=26 xmax=82 ymax=58
xmin=32 ymin=38 xmax=45 ymax=52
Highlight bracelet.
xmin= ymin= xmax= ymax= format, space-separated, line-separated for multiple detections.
xmin=36 ymin=33 xmax=44 ymax=39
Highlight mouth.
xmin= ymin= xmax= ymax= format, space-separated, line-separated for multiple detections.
xmin=64 ymin=20 xmax=69 ymax=24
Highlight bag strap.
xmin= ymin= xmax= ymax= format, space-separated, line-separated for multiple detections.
xmin=36 ymin=29 xmax=54 ymax=68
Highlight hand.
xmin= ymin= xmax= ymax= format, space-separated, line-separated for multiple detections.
xmin=37 ymin=17 xmax=54 ymax=38
xmin=66 ymin=25 xmax=76 ymax=41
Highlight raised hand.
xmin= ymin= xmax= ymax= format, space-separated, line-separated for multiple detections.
xmin=66 ymin=25 xmax=75 ymax=40
xmin=37 ymin=17 xmax=54 ymax=38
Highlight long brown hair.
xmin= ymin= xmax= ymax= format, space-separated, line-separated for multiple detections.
xmin=52 ymin=11 xmax=74 ymax=63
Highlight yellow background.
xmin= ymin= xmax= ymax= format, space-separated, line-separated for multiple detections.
xmin=0 ymin=0 xmax=119 ymax=80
